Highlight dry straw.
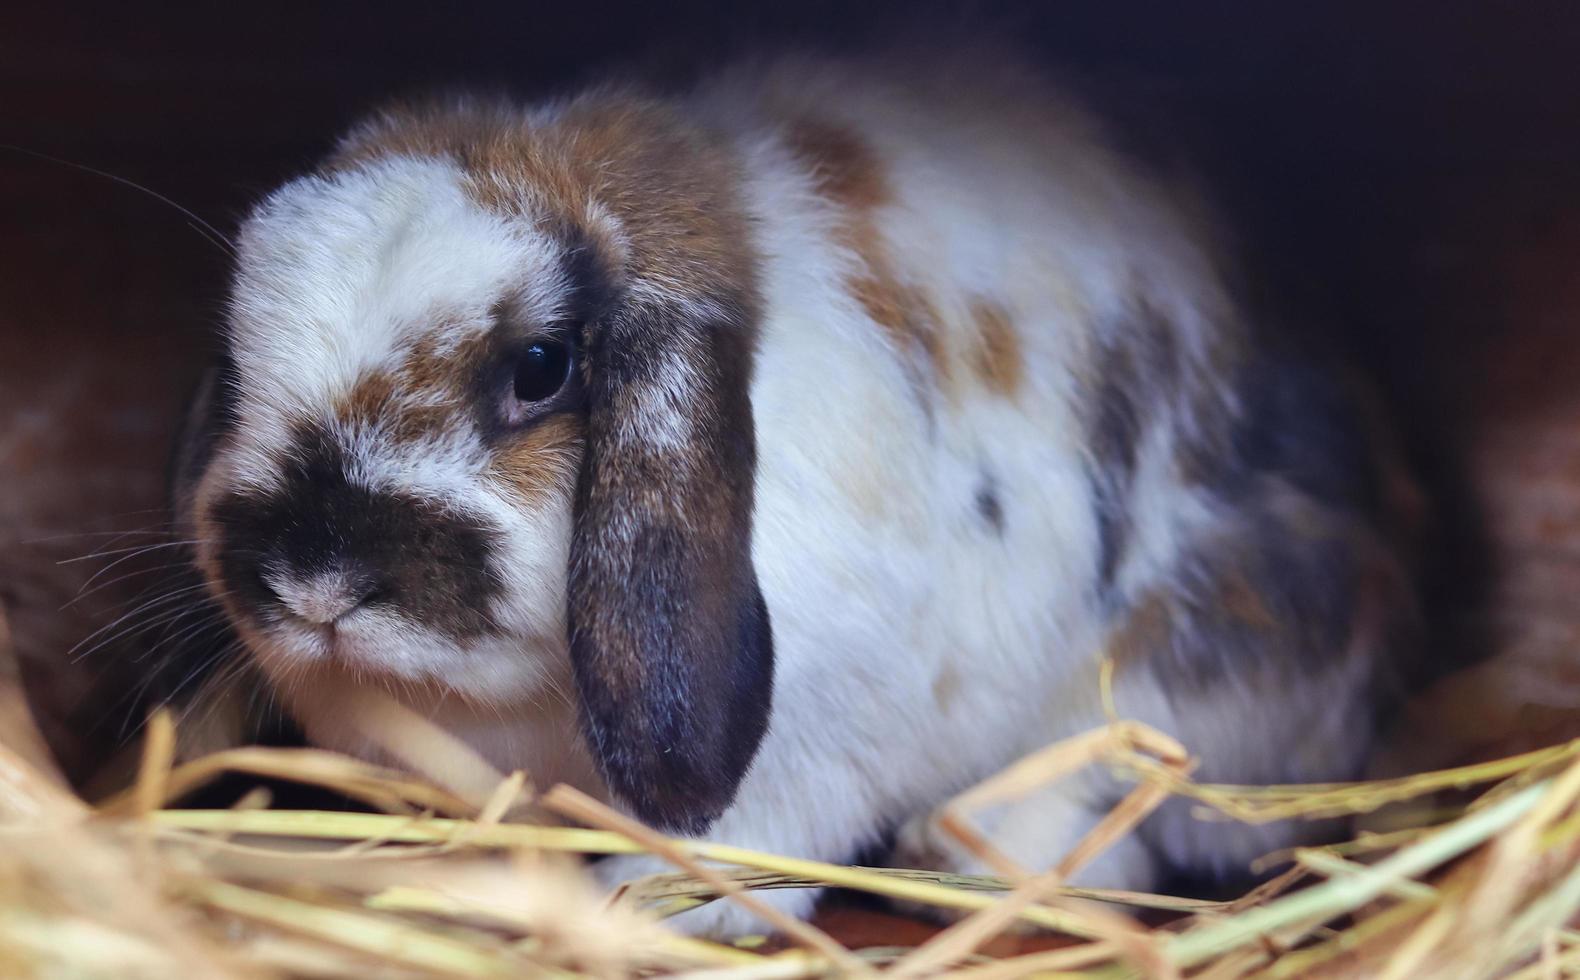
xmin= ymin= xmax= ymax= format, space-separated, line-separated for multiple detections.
xmin=2 ymin=627 xmax=1580 ymax=977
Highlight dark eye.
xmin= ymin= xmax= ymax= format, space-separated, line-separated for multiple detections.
xmin=513 ymin=340 xmax=572 ymax=403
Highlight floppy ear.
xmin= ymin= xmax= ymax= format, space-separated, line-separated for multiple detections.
xmin=566 ymin=299 xmax=773 ymax=835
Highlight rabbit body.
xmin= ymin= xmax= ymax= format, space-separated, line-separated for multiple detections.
xmin=178 ymin=52 xmax=1416 ymax=936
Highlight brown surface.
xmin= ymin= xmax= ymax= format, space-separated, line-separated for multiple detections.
xmin=4 ymin=0 xmax=1580 ymax=949
xmin=1377 ymin=195 xmax=1580 ymax=774
xmin=807 ymin=903 xmax=1077 ymax=956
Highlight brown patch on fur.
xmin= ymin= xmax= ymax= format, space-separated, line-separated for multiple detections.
xmin=849 ymin=273 xmax=950 ymax=386
xmin=931 ymin=664 xmax=962 ymax=712
xmin=398 ymin=329 xmax=496 ymax=401
xmin=491 ymin=413 xmax=584 ymax=505
xmin=778 ymin=118 xmax=950 ymax=397
xmin=1219 ymin=571 xmax=1280 ymax=630
xmin=1106 ymin=592 xmax=1173 ymax=671
xmin=784 ymin=119 xmax=891 ymax=211
xmin=969 ymin=297 xmax=1022 ymax=397
xmin=335 ymin=327 xmax=515 ymax=445
xmin=1107 ymin=572 xmax=1278 ymax=675
xmin=335 ymin=364 xmax=462 ymax=445
xmin=335 ymin=371 xmax=398 ymax=428
xmin=398 ymin=334 xmax=458 ymax=397
xmin=330 ymin=96 xmax=756 ymax=311
xmin=392 ymin=404 xmax=458 ymax=443
xmin=335 ymin=370 xmax=449 ymax=443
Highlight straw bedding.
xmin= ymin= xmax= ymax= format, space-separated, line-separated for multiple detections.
xmin=3 ymin=598 xmax=1579 ymax=980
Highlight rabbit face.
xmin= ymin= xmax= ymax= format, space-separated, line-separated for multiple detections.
xmin=192 ymin=156 xmax=581 ymax=706
xmin=185 ymin=100 xmax=777 ymax=833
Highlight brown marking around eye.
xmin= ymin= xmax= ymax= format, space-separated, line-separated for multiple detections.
xmin=398 ymin=329 xmax=498 ymax=400
xmin=335 ymin=370 xmax=399 ymax=428
xmin=333 ymin=324 xmax=508 ymax=445
xmin=490 ymin=413 xmax=585 ymax=505
xmin=969 ymin=296 xmax=1023 ymax=398
xmin=334 ymin=368 xmax=454 ymax=445
xmin=398 ymin=334 xmax=454 ymax=396
xmin=389 ymin=404 xmax=458 ymax=443
xmin=335 ymin=370 xmax=449 ymax=444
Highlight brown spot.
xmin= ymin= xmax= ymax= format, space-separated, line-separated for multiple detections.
xmin=780 ymin=117 xmax=949 ymax=401
xmin=339 ymin=326 xmax=518 ymax=445
xmin=969 ymin=297 xmax=1022 ymax=397
xmin=399 ymin=329 xmax=496 ymax=401
xmin=1218 ymin=571 xmax=1280 ymax=630
xmin=392 ymin=404 xmax=459 ymax=443
xmin=1106 ymin=592 xmax=1174 ymax=671
xmin=849 ymin=273 xmax=950 ymax=387
xmin=335 ymin=370 xmax=398 ymax=428
xmin=329 ymin=95 xmax=757 ymax=311
xmin=491 ymin=413 xmax=584 ymax=505
xmin=782 ymin=119 xmax=891 ymax=211
xmin=931 ymin=665 xmax=962 ymax=711
xmin=335 ymin=370 xmax=449 ymax=443
xmin=399 ymin=333 xmax=457 ymax=397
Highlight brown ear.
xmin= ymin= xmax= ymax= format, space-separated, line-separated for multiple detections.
xmin=566 ymin=300 xmax=773 ymax=834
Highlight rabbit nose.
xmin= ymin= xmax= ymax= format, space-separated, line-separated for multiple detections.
xmin=268 ymin=568 xmax=384 ymax=625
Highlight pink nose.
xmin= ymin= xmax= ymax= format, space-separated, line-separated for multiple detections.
xmin=267 ymin=570 xmax=378 ymax=625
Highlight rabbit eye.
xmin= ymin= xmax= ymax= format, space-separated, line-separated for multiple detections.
xmin=513 ymin=340 xmax=572 ymax=403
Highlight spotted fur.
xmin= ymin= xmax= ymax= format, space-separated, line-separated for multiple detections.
xmin=174 ymin=48 xmax=1421 ymax=936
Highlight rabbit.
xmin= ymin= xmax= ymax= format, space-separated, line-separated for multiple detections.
xmin=169 ymin=48 xmax=1423 ymax=936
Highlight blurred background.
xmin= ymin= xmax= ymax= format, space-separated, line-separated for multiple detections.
xmin=2 ymin=0 xmax=1579 ymax=818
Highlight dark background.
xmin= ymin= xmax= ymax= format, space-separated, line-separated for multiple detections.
xmin=3 ymin=0 xmax=1580 ymax=805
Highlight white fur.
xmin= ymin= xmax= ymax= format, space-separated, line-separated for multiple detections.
xmin=614 ymin=347 xmax=701 ymax=454
xmin=590 ymin=57 xmax=1262 ymax=934
xmin=195 ymin=51 xmax=1387 ymax=938
xmin=203 ymin=155 xmax=578 ymax=723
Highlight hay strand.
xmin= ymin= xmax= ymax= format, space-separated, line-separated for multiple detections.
xmin=2 ymin=702 xmax=1578 ymax=977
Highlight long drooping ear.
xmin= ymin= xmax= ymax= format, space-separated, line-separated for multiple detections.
xmin=566 ymin=299 xmax=774 ymax=835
